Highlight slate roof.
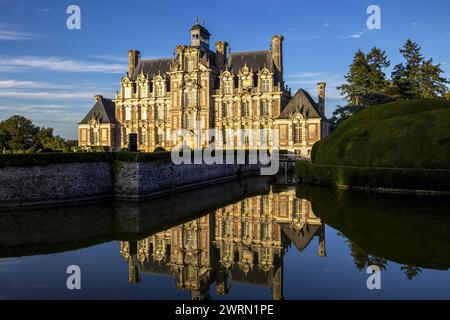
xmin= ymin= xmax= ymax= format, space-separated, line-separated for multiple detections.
xmin=79 ymin=98 xmax=116 ymax=124
xmin=278 ymin=89 xmax=323 ymax=119
xmin=227 ymin=50 xmax=273 ymax=74
xmin=132 ymin=58 xmax=174 ymax=80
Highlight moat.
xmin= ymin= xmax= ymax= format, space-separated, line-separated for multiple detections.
xmin=1 ymin=177 xmax=450 ymax=300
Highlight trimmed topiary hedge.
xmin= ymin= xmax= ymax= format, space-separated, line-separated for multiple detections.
xmin=312 ymin=99 xmax=450 ymax=169
xmin=297 ymin=161 xmax=450 ymax=191
xmin=0 ymin=152 xmax=173 ymax=168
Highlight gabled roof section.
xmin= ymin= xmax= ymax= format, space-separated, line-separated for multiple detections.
xmin=79 ymin=98 xmax=116 ymax=125
xmin=227 ymin=50 xmax=273 ymax=74
xmin=132 ymin=58 xmax=173 ymax=80
xmin=278 ymin=89 xmax=323 ymax=119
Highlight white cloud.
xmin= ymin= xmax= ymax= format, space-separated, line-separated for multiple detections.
xmin=0 ymin=91 xmax=94 ymax=100
xmin=286 ymin=72 xmax=325 ymax=79
xmin=412 ymin=22 xmax=419 ymax=26
xmin=0 ymin=80 xmax=71 ymax=89
xmin=0 ymin=56 xmax=127 ymax=73
xmin=323 ymin=22 xmax=331 ymax=28
xmin=346 ymin=31 xmax=364 ymax=39
xmin=0 ymin=28 xmax=39 ymax=41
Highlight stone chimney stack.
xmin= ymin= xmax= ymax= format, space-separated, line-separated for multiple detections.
xmin=318 ymin=82 xmax=326 ymax=116
xmin=271 ymin=35 xmax=284 ymax=85
xmin=128 ymin=50 xmax=140 ymax=78
xmin=94 ymin=94 xmax=103 ymax=102
xmin=215 ymin=41 xmax=228 ymax=71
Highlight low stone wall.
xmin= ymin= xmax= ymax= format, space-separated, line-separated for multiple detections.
xmin=0 ymin=160 xmax=261 ymax=207
xmin=114 ymin=162 xmax=261 ymax=199
xmin=0 ymin=162 xmax=113 ymax=206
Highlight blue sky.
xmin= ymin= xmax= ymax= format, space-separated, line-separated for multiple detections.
xmin=0 ymin=0 xmax=449 ymax=139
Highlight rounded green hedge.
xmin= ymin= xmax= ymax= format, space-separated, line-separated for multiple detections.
xmin=313 ymin=98 xmax=450 ymax=169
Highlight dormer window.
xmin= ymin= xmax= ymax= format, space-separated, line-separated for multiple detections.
xmin=156 ymin=83 xmax=164 ymax=97
xmin=262 ymin=78 xmax=271 ymax=93
xmin=223 ymin=80 xmax=232 ymax=95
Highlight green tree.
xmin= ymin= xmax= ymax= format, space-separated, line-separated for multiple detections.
xmin=392 ymin=39 xmax=448 ymax=99
xmin=338 ymin=50 xmax=371 ymax=106
xmin=0 ymin=116 xmax=40 ymax=151
xmin=400 ymin=265 xmax=422 ymax=280
xmin=366 ymin=47 xmax=392 ymax=105
xmin=419 ymin=58 xmax=448 ymax=98
xmin=0 ymin=115 xmax=76 ymax=152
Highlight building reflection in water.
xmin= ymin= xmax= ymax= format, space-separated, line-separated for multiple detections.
xmin=119 ymin=186 xmax=325 ymax=300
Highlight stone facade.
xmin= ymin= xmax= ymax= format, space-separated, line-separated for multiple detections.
xmin=78 ymin=23 xmax=329 ymax=157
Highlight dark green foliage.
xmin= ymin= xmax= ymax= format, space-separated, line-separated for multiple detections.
xmin=313 ymin=99 xmax=450 ymax=169
xmin=153 ymin=146 xmax=167 ymax=152
xmin=0 ymin=115 xmax=77 ymax=152
xmin=113 ymin=151 xmax=172 ymax=163
xmin=391 ymin=39 xmax=448 ymax=99
xmin=0 ymin=151 xmax=173 ymax=168
xmin=297 ymin=162 xmax=450 ymax=191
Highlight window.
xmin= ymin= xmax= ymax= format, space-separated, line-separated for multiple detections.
xmin=156 ymin=128 xmax=163 ymax=145
xmin=156 ymin=105 xmax=164 ymax=120
xmin=141 ymin=107 xmax=147 ymax=120
xmin=90 ymin=128 xmax=99 ymax=145
xmin=186 ymin=56 xmax=194 ymax=71
xmin=183 ymin=112 xmax=195 ymax=130
xmin=223 ymin=80 xmax=232 ymax=95
xmin=242 ymin=101 xmax=251 ymax=117
xmin=222 ymin=128 xmax=227 ymax=145
xmin=156 ymin=83 xmax=164 ymax=97
xmin=125 ymin=87 xmax=132 ymax=99
xmin=293 ymin=123 xmax=302 ymax=143
xmin=141 ymin=129 xmax=148 ymax=146
xmin=184 ymin=91 xmax=195 ymax=107
xmin=125 ymin=106 xmax=132 ymax=121
xmin=262 ymin=78 xmax=270 ymax=92
xmin=260 ymin=100 xmax=269 ymax=117
xmin=140 ymin=84 xmax=148 ymax=97
xmin=260 ymin=128 xmax=269 ymax=145
xmin=308 ymin=124 xmax=317 ymax=140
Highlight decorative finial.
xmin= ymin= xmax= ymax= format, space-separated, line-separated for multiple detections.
xmin=195 ymin=16 xmax=198 ymax=25
xmin=202 ymin=18 xmax=205 ymax=26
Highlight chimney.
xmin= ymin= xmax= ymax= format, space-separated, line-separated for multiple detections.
xmin=215 ymin=41 xmax=228 ymax=71
xmin=318 ymin=82 xmax=326 ymax=116
xmin=271 ymin=35 xmax=284 ymax=85
xmin=94 ymin=94 xmax=103 ymax=102
xmin=128 ymin=50 xmax=140 ymax=78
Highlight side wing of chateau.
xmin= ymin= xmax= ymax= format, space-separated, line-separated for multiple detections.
xmin=78 ymin=23 xmax=329 ymax=157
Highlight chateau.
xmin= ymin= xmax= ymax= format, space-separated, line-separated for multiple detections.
xmin=120 ymin=187 xmax=325 ymax=300
xmin=78 ymin=22 xmax=329 ymax=157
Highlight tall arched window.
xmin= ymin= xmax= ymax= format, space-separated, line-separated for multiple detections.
xmin=260 ymin=100 xmax=269 ymax=117
xmin=293 ymin=123 xmax=302 ymax=143
xmin=242 ymin=101 xmax=251 ymax=117
xmin=125 ymin=106 xmax=132 ymax=121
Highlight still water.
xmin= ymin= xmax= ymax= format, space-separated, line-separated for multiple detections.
xmin=1 ymin=177 xmax=450 ymax=300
